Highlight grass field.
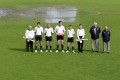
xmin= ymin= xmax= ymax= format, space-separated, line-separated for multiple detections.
xmin=0 ymin=0 xmax=120 ymax=80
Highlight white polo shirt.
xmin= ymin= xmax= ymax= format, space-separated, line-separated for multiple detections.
xmin=67 ymin=29 xmax=75 ymax=37
xmin=25 ymin=30 xmax=34 ymax=39
xmin=44 ymin=27 xmax=54 ymax=37
xmin=77 ymin=28 xmax=85 ymax=39
xmin=54 ymin=25 xmax=65 ymax=35
xmin=34 ymin=26 xmax=43 ymax=35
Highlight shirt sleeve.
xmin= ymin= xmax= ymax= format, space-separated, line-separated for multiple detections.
xmin=54 ymin=26 xmax=57 ymax=33
xmin=83 ymin=29 xmax=85 ymax=38
xmin=51 ymin=28 xmax=54 ymax=33
xmin=41 ymin=27 xmax=44 ymax=33
xmin=63 ymin=26 xmax=65 ymax=33
xmin=73 ymin=29 xmax=75 ymax=34
xmin=25 ymin=30 xmax=28 ymax=39
xmin=32 ymin=30 xmax=35 ymax=38
xmin=77 ymin=29 xmax=79 ymax=39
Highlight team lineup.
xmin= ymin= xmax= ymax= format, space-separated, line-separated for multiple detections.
xmin=24 ymin=21 xmax=111 ymax=53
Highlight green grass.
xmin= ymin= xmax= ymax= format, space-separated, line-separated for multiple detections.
xmin=0 ymin=0 xmax=120 ymax=80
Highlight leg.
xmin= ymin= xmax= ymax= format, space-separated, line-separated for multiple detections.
xmin=72 ymin=42 xmax=74 ymax=50
xmin=46 ymin=41 xmax=49 ymax=50
xmin=95 ymin=39 xmax=99 ymax=52
xmin=56 ymin=40 xmax=60 ymax=50
xmin=40 ymin=41 xmax=42 ymax=50
xmin=67 ymin=42 xmax=70 ymax=51
xmin=49 ymin=41 xmax=52 ymax=50
xmin=26 ymin=40 xmax=29 ymax=52
xmin=30 ymin=41 xmax=33 ymax=52
xmin=35 ymin=41 xmax=38 ymax=50
xmin=107 ymin=42 xmax=110 ymax=53
xmin=103 ymin=42 xmax=106 ymax=52
xmin=61 ymin=40 xmax=64 ymax=51
xmin=78 ymin=41 xmax=80 ymax=52
xmin=80 ymin=41 xmax=84 ymax=53
xmin=91 ymin=39 xmax=95 ymax=51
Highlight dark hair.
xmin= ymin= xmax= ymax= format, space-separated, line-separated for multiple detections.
xmin=79 ymin=24 xmax=82 ymax=26
xmin=69 ymin=25 xmax=72 ymax=27
xmin=58 ymin=21 xmax=62 ymax=24
xmin=37 ymin=22 xmax=40 ymax=25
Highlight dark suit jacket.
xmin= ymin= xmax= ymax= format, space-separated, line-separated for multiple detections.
xmin=102 ymin=29 xmax=111 ymax=43
xmin=90 ymin=26 xmax=101 ymax=40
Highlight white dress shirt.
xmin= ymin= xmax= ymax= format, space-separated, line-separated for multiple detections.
xmin=54 ymin=25 xmax=65 ymax=35
xmin=34 ymin=26 xmax=43 ymax=35
xmin=44 ymin=27 xmax=54 ymax=37
xmin=25 ymin=30 xmax=34 ymax=39
xmin=77 ymin=28 xmax=85 ymax=39
xmin=67 ymin=29 xmax=75 ymax=37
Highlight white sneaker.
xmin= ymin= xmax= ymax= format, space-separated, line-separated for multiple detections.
xmin=56 ymin=50 xmax=58 ymax=53
xmin=46 ymin=50 xmax=48 ymax=52
xmin=73 ymin=50 xmax=75 ymax=53
xmin=62 ymin=50 xmax=65 ymax=53
xmin=40 ymin=50 xmax=43 ymax=53
xmin=66 ymin=50 xmax=69 ymax=53
xmin=35 ymin=50 xmax=37 ymax=53
xmin=50 ymin=50 xmax=52 ymax=52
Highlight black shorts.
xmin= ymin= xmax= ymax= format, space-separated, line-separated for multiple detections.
xmin=46 ymin=36 xmax=52 ymax=41
xmin=67 ymin=37 xmax=74 ymax=42
xmin=57 ymin=35 xmax=64 ymax=40
xmin=35 ymin=35 xmax=42 ymax=41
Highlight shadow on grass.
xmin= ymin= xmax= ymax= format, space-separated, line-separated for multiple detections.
xmin=9 ymin=48 xmax=26 ymax=52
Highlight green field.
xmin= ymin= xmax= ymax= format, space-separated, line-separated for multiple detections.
xmin=0 ymin=0 xmax=120 ymax=80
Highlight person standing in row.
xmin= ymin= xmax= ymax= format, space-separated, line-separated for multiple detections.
xmin=54 ymin=21 xmax=65 ymax=53
xmin=102 ymin=26 xmax=111 ymax=53
xmin=90 ymin=22 xmax=101 ymax=52
xmin=44 ymin=23 xmax=54 ymax=52
xmin=66 ymin=25 xmax=75 ymax=53
xmin=25 ymin=25 xmax=35 ymax=52
xmin=34 ymin=22 xmax=43 ymax=53
xmin=77 ymin=24 xmax=85 ymax=53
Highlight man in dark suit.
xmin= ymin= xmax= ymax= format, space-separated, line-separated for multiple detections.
xmin=90 ymin=22 xmax=101 ymax=52
xmin=102 ymin=26 xmax=111 ymax=53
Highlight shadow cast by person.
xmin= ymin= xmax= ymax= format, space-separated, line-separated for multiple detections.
xmin=9 ymin=48 xmax=26 ymax=52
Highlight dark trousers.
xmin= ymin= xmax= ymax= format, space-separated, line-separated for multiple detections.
xmin=26 ymin=40 xmax=33 ymax=52
xmin=78 ymin=41 xmax=84 ymax=52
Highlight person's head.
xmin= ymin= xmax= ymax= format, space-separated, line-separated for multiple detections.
xmin=37 ymin=22 xmax=40 ymax=26
xmin=47 ymin=23 xmax=51 ymax=28
xmin=58 ymin=20 xmax=62 ymax=26
xmin=28 ymin=25 xmax=32 ymax=30
xmin=79 ymin=24 xmax=83 ymax=29
xmin=105 ymin=26 xmax=108 ymax=30
xmin=93 ymin=22 xmax=97 ymax=27
xmin=69 ymin=25 xmax=72 ymax=30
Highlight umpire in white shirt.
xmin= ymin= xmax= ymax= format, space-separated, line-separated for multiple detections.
xmin=25 ymin=25 xmax=34 ymax=52
xmin=54 ymin=21 xmax=65 ymax=53
xmin=77 ymin=24 xmax=85 ymax=53
xmin=90 ymin=22 xmax=101 ymax=52
xmin=102 ymin=26 xmax=111 ymax=53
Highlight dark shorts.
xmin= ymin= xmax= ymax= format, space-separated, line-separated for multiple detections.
xmin=35 ymin=35 xmax=42 ymax=41
xmin=57 ymin=35 xmax=64 ymax=40
xmin=67 ymin=37 xmax=74 ymax=42
xmin=46 ymin=36 xmax=52 ymax=41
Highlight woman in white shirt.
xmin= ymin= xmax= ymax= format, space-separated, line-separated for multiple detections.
xmin=77 ymin=24 xmax=85 ymax=53
xmin=25 ymin=25 xmax=34 ymax=52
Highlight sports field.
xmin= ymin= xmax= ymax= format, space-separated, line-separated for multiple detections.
xmin=0 ymin=0 xmax=120 ymax=80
